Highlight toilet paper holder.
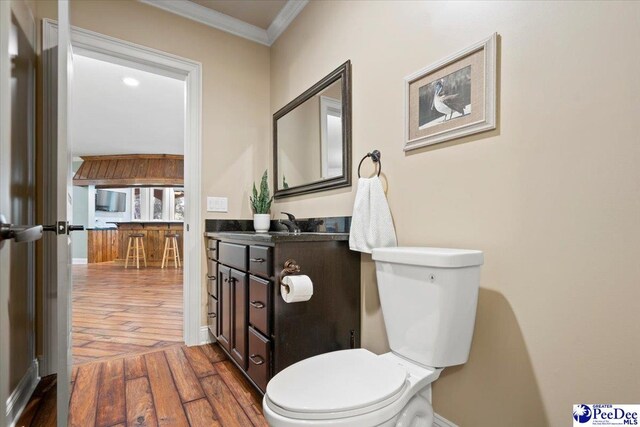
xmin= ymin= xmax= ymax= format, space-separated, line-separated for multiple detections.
xmin=279 ymin=259 xmax=301 ymax=293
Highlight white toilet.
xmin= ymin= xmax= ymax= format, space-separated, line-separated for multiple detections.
xmin=263 ymin=247 xmax=484 ymax=427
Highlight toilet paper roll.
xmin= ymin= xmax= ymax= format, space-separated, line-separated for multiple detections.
xmin=281 ymin=275 xmax=313 ymax=303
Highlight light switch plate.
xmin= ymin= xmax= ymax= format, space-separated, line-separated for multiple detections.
xmin=207 ymin=197 xmax=228 ymax=212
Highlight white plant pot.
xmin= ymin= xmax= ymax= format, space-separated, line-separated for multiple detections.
xmin=253 ymin=214 xmax=271 ymax=233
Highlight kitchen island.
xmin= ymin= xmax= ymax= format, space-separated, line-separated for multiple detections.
xmin=87 ymin=222 xmax=183 ymax=266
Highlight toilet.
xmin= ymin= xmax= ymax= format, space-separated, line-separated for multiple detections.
xmin=263 ymin=247 xmax=484 ymax=427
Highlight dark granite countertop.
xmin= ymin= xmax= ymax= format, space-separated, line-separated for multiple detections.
xmin=204 ymin=231 xmax=349 ymax=243
xmin=203 ymin=216 xmax=351 ymax=242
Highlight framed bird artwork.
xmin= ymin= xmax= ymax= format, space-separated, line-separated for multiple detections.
xmin=404 ymin=33 xmax=498 ymax=151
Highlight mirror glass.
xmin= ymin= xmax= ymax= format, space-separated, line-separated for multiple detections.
xmin=277 ymin=80 xmax=343 ymax=190
xmin=274 ymin=61 xmax=351 ymax=198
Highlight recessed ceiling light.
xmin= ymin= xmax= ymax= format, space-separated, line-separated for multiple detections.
xmin=122 ymin=77 xmax=140 ymax=87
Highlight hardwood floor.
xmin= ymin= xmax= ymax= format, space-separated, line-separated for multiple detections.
xmin=72 ymin=262 xmax=183 ymax=365
xmin=17 ymin=344 xmax=268 ymax=427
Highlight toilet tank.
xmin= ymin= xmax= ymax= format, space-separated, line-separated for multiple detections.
xmin=372 ymin=247 xmax=483 ymax=368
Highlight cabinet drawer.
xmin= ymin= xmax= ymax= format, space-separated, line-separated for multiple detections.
xmin=249 ymin=275 xmax=270 ymax=336
xmin=219 ymin=242 xmax=248 ymax=271
xmin=249 ymin=245 xmax=272 ymax=278
xmin=208 ymin=295 xmax=218 ymax=337
xmin=206 ymin=239 xmax=218 ymax=260
xmin=247 ymin=327 xmax=271 ymax=392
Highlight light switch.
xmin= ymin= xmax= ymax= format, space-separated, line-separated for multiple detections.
xmin=207 ymin=197 xmax=228 ymax=212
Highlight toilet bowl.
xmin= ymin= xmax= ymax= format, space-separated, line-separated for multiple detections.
xmin=263 ymin=247 xmax=483 ymax=427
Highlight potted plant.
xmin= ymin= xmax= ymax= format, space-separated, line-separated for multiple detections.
xmin=250 ymin=170 xmax=273 ymax=233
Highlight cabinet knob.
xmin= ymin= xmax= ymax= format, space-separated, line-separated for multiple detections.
xmin=208 ymin=312 xmax=217 ymax=318
xmin=250 ymin=257 xmax=265 ymax=263
xmin=250 ymin=301 xmax=265 ymax=309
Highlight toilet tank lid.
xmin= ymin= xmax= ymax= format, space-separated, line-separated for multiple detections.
xmin=372 ymin=247 xmax=484 ymax=268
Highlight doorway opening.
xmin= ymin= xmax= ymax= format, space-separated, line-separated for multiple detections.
xmin=70 ymin=54 xmax=186 ymax=365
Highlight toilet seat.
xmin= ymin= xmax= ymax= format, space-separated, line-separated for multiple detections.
xmin=266 ymin=349 xmax=408 ymax=420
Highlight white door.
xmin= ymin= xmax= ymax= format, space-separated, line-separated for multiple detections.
xmin=0 ymin=2 xmax=75 ymax=424
xmin=0 ymin=1 xmax=39 ymax=425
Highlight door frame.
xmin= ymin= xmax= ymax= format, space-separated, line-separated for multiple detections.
xmin=41 ymin=21 xmax=203 ymax=374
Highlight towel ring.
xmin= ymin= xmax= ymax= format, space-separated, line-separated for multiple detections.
xmin=357 ymin=150 xmax=382 ymax=178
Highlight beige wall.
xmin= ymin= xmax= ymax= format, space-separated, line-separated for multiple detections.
xmin=271 ymin=1 xmax=640 ymax=426
xmin=34 ymin=0 xmax=270 ymax=337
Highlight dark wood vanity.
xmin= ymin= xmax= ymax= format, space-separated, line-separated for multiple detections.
xmin=204 ymin=231 xmax=360 ymax=393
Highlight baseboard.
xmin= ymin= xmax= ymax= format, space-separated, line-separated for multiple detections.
xmin=72 ymin=258 xmax=87 ymax=264
xmin=199 ymin=326 xmax=215 ymax=344
xmin=434 ymin=412 xmax=458 ymax=427
xmin=6 ymin=359 xmax=39 ymax=427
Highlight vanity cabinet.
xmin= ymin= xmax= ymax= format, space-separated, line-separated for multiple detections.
xmin=204 ymin=231 xmax=360 ymax=394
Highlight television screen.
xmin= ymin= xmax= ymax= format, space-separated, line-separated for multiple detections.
xmin=95 ymin=190 xmax=126 ymax=212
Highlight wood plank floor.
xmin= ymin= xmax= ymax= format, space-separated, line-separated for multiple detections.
xmin=17 ymin=344 xmax=268 ymax=427
xmin=72 ymin=263 xmax=183 ymax=365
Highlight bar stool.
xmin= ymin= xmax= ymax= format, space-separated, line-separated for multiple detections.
xmin=125 ymin=233 xmax=147 ymax=269
xmin=162 ymin=233 xmax=181 ymax=269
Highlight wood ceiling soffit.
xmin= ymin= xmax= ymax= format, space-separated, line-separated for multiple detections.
xmin=73 ymin=154 xmax=184 ymax=187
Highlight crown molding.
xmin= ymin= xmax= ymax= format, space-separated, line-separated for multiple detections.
xmin=138 ymin=0 xmax=269 ymax=45
xmin=138 ymin=0 xmax=308 ymax=47
xmin=267 ymin=0 xmax=308 ymax=44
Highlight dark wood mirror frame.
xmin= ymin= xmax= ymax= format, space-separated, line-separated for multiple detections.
xmin=273 ymin=60 xmax=352 ymax=199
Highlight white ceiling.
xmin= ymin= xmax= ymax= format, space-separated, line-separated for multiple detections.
xmin=71 ymin=54 xmax=185 ymax=156
xmin=188 ymin=0 xmax=287 ymax=29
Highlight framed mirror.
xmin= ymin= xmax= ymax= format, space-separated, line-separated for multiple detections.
xmin=274 ymin=61 xmax=352 ymax=199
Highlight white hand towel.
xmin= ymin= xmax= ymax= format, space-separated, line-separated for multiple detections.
xmin=349 ymin=177 xmax=397 ymax=253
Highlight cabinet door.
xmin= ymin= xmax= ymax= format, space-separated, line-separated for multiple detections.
xmin=218 ymin=266 xmax=231 ymax=352
xmin=231 ymin=269 xmax=248 ymax=370
xmin=207 ymin=295 xmax=218 ymax=337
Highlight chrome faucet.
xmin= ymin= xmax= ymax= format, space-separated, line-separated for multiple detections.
xmin=279 ymin=212 xmax=301 ymax=234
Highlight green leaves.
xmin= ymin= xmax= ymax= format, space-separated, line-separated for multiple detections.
xmin=249 ymin=170 xmax=273 ymax=214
